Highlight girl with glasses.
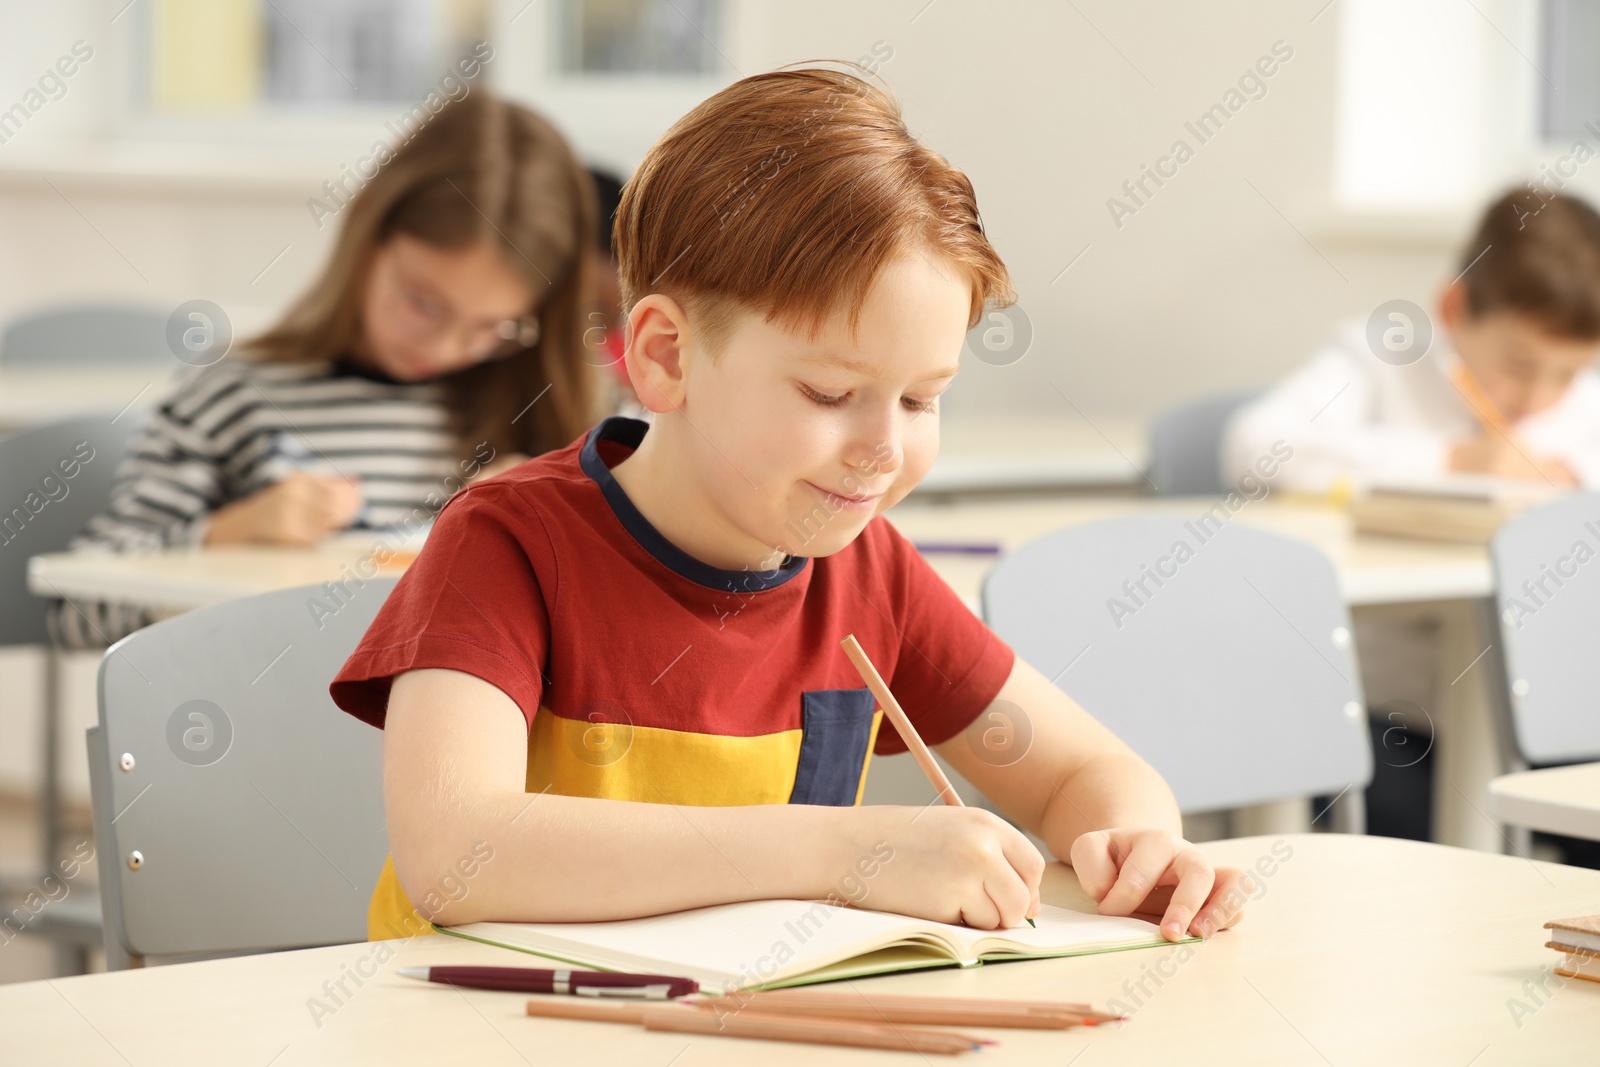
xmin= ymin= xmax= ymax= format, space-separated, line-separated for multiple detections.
xmin=52 ymin=91 xmax=611 ymax=649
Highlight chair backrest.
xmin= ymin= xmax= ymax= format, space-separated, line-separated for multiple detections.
xmin=1147 ymin=389 xmax=1262 ymax=495
xmin=0 ymin=304 xmax=173 ymax=368
xmin=89 ymin=580 xmax=396 ymax=960
xmin=0 ymin=414 xmax=143 ymax=646
xmin=1490 ymin=492 xmax=1600 ymax=763
xmin=982 ymin=515 xmax=1371 ymax=813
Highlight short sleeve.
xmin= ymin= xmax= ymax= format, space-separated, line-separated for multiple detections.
xmin=329 ymin=484 xmax=551 ymax=732
xmin=871 ymin=522 xmax=1015 ymax=755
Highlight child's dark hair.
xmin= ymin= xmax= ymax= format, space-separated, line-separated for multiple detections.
xmin=1460 ymin=189 xmax=1600 ymax=339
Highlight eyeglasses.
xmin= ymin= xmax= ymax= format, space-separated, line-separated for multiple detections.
xmin=385 ymin=258 xmax=541 ymax=361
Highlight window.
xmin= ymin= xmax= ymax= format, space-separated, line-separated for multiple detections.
xmin=493 ymin=0 xmax=746 ymax=175
xmin=142 ymin=0 xmax=490 ymax=111
xmin=98 ymin=0 xmax=746 ymax=173
xmin=1333 ymin=0 xmax=1490 ymax=210
xmin=557 ymin=0 xmax=724 ymax=76
xmin=1539 ymin=0 xmax=1600 ymax=140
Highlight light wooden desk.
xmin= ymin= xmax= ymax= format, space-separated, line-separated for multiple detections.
xmin=0 ymin=368 xmax=170 ymax=431
xmin=1 ymin=835 xmax=1592 ymax=1064
xmin=28 ymin=499 xmax=1505 ymax=852
xmin=1490 ymin=763 xmax=1600 ymax=842
xmin=26 ymin=527 xmax=427 ymax=616
xmin=916 ymin=415 xmax=1147 ymax=493
xmin=887 ymin=496 xmax=1490 ymax=607
xmin=26 ymin=499 xmax=1488 ymax=615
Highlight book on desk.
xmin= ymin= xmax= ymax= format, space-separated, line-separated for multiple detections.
xmin=1546 ymin=913 xmax=1600 ymax=984
xmin=1348 ymin=475 xmax=1557 ymax=543
xmin=434 ymin=896 xmax=1181 ymax=995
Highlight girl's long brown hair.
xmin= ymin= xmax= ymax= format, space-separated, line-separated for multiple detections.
xmin=247 ymin=91 xmax=603 ymax=462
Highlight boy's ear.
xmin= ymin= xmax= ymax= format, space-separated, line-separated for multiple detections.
xmin=625 ymin=294 xmax=692 ymax=413
xmin=1437 ymin=281 xmax=1470 ymax=333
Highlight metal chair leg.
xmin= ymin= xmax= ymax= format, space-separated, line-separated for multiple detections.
xmin=42 ymin=643 xmax=62 ymax=884
xmin=1330 ymin=787 xmax=1366 ymax=835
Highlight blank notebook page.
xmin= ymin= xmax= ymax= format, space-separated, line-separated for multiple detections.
xmin=449 ymin=899 xmax=1162 ymax=989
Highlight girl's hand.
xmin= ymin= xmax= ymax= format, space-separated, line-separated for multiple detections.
xmin=1069 ymin=828 xmax=1250 ymax=942
xmin=203 ymin=470 xmax=364 ymax=546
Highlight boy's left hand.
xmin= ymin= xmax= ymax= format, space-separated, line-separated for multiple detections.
xmin=1069 ymin=828 xmax=1250 ymax=942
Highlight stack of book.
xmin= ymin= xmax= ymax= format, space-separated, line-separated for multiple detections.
xmin=1348 ymin=475 xmax=1557 ymax=543
xmin=1544 ymin=913 xmax=1600 ymax=983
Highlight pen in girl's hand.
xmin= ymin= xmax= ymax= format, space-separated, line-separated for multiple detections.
xmin=269 ymin=432 xmax=371 ymax=526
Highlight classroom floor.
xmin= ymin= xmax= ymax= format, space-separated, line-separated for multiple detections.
xmin=0 ymin=790 xmax=106 ymax=984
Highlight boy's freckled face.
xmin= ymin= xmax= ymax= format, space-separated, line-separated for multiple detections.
xmin=689 ymin=252 xmax=971 ymax=559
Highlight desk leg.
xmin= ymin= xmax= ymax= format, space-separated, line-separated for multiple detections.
xmin=41 ymin=644 xmax=61 ymax=884
xmin=1432 ymin=598 xmax=1508 ymax=852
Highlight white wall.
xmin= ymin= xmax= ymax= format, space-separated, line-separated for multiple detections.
xmin=0 ymin=0 xmax=1558 ymax=427
xmin=0 ymin=0 xmax=1576 ymax=808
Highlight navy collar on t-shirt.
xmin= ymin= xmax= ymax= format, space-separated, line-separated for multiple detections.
xmin=579 ymin=415 xmax=809 ymax=593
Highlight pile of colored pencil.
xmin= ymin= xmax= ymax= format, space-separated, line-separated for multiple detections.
xmin=524 ymin=989 xmax=1124 ymax=1055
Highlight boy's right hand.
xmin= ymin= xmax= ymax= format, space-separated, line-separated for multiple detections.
xmin=1449 ymin=436 xmax=1577 ymax=485
xmin=203 ymin=470 xmax=364 ymax=546
xmin=851 ymin=805 xmax=1044 ymax=929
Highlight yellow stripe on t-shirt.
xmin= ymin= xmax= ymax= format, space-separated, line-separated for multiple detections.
xmin=364 ymin=705 xmax=884 ymax=941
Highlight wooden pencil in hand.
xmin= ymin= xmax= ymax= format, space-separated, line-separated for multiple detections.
xmin=840 ymin=633 xmax=1038 ymax=927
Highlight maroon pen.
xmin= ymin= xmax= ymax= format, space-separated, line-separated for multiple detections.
xmin=396 ymin=965 xmax=698 ymax=999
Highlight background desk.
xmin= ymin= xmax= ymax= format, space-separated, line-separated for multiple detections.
xmin=28 ymin=498 xmax=1489 ymax=614
xmin=1491 ymin=763 xmax=1600 ymax=842
xmin=887 ymin=498 xmax=1502 ymax=852
xmin=887 ymin=496 xmax=1490 ymax=606
xmin=29 ymin=499 xmax=1505 ymax=851
xmin=916 ymin=415 xmax=1147 ymax=494
xmin=1 ymin=835 xmax=1591 ymax=1065
xmin=0 ymin=369 xmax=167 ymax=432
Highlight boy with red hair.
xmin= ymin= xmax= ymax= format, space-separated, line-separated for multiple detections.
xmin=333 ymin=66 xmax=1250 ymax=944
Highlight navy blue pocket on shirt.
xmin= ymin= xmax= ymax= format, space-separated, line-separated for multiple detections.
xmin=789 ymin=688 xmax=877 ymax=806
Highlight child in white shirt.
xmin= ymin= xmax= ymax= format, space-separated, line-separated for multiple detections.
xmin=1225 ymin=190 xmax=1600 ymax=492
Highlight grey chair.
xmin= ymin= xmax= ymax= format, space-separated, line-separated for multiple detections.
xmin=87 ymin=580 xmax=397 ymax=968
xmin=1146 ymin=389 xmax=1262 ymax=495
xmin=1489 ymin=492 xmax=1600 ymax=766
xmin=0 ymin=415 xmax=145 ymax=646
xmin=0 ymin=414 xmax=141 ymax=972
xmin=0 ymin=304 xmax=173 ymax=368
xmin=982 ymin=515 xmax=1371 ymax=831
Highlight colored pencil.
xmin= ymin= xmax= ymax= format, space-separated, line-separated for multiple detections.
xmin=522 ymin=997 xmax=986 ymax=1053
xmin=1450 ymin=363 xmax=1515 ymax=438
xmin=840 ymin=633 xmax=962 ymax=806
xmin=1450 ymin=363 xmax=1570 ymax=483
xmin=696 ymin=989 xmax=1122 ymax=1028
xmin=839 ymin=633 xmax=1036 ymax=926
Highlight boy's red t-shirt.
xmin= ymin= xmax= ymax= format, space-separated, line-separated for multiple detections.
xmin=329 ymin=415 xmax=1015 ymax=808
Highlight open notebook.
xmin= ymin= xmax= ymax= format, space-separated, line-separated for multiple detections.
xmin=436 ymin=899 xmax=1180 ymax=994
